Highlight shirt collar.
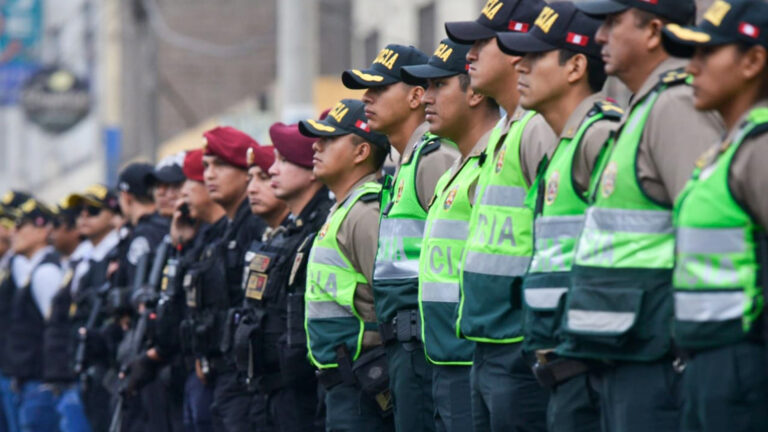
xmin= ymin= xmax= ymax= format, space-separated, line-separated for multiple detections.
xmin=91 ymin=230 xmax=120 ymax=262
xmin=399 ymin=122 xmax=431 ymax=163
xmin=28 ymin=246 xmax=54 ymax=269
xmin=561 ymin=93 xmax=607 ymax=139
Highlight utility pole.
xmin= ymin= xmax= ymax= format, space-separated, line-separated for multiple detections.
xmin=278 ymin=0 xmax=317 ymax=123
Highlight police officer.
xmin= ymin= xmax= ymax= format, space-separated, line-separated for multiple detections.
xmin=0 ymin=202 xmax=19 ymax=432
xmin=342 ymin=42 xmax=459 ymax=432
xmin=297 ymin=99 xmax=392 ymax=431
xmin=445 ymin=1 xmax=556 ymax=429
xmin=234 ymin=122 xmax=332 ymax=432
xmin=409 ymin=35 xmax=499 ymax=432
xmin=496 ymin=3 xmax=620 ymax=430
xmin=190 ymin=127 xmax=265 ymax=432
xmin=6 ymin=198 xmax=63 ymax=432
xmin=149 ymin=152 xmax=187 ymax=219
xmin=661 ymin=1 xmax=768 ymax=429
xmin=553 ymin=0 xmax=723 ymax=430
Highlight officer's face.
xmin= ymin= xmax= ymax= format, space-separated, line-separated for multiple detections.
xmin=154 ymin=182 xmax=182 ymax=219
xmin=0 ymin=225 xmax=11 ymax=257
xmin=180 ymin=180 xmax=213 ymax=220
xmin=246 ymin=166 xmax=286 ymax=217
xmin=516 ymin=50 xmax=570 ymax=112
xmin=467 ymin=37 xmax=520 ymax=99
xmin=361 ymin=83 xmax=417 ymax=134
xmin=203 ymin=155 xmax=249 ymax=206
xmin=78 ymin=206 xmax=113 ymax=240
xmin=312 ymin=135 xmax=365 ymax=184
xmin=51 ymin=222 xmax=81 ymax=256
xmin=688 ymin=43 xmax=766 ymax=113
xmin=422 ymin=75 xmax=472 ymax=141
xmin=268 ymin=151 xmax=315 ymax=201
xmin=595 ymin=10 xmax=650 ymax=79
xmin=12 ymin=222 xmax=49 ymax=256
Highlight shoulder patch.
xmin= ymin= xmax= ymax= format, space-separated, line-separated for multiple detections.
xmin=419 ymin=136 xmax=442 ymax=157
xmin=659 ymin=68 xmax=690 ymax=86
xmin=127 ymin=236 xmax=150 ymax=265
xmin=592 ymin=100 xmax=624 ymax=120
xmin=359 ymin=192 xmax=380 ymax=203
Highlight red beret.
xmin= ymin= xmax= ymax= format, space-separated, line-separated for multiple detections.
xmin=269 ymin=122 xmax=315 ymax=169
xmin=246 ymin=145 xmax=276 ymax=173
xmin=183 ymin=149 xmax=205 ymax=182
xmin=203 ymin=126 xmax=258 ymax=169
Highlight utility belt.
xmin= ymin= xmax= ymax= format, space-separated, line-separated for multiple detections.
xmin=179 ymin=309 xmax=226 ymax=358
xmin=316 ymin=345 xmax=392 ymax=417
xmin=378 ymin=309 xmax=421 ymax=346
xmin=531 ymin=350 xmax=592 ymax=389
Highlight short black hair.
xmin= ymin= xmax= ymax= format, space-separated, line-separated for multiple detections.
xmin=558 ymin=49 xmax=607 ymax=93
xmin=457 ymin=74 xmax=500 ymax=112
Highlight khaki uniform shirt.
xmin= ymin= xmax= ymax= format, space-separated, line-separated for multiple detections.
xmin=628 ymin=58 xmax=725 ymax=204
xmin=724 ymin=100 xmax=768 ymax=230
xmin=504 ymin=106 xmax=557 ymax=187
xmin=334 ymin=173 xmax=382 ymax=347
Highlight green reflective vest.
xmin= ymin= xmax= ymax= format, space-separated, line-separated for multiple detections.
xmin=673 ymin=107 xmax=768 ymax=350
xmin=373 ymin=134 xmax=443 ymax=324
xmin=558 ymin=70 xmax=689 ymax=362
xmin=419 ymin=153 xmax=482 ymax=365
xmin=305 ymin=182 xmax=382 ymax=369
xmin=523 ymin=102 xmax=622 ymax=351
xmin=458 ymin=111 xmax=535 ymax=343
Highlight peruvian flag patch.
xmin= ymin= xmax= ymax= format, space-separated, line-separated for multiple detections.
xmin=739 ymin=22 xmax=759 ymax=39
xmin=355 ymin=120 xmax=371 ymax=132
xmin=508 ymin=21 xmax=530 ymax=32
xmin=639 ymin=0 xmax=658 ymax=4
xmin=566 ymin=32 xmax=589 ymax=47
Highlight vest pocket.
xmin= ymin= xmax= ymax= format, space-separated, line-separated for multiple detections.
xmin=563 ymin=284 xmax=644 ymax=347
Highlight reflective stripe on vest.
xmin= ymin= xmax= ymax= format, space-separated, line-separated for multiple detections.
xmin=373 ymin=218 xmax=426 ymax=280
xmin=305 ymin=182 xmax=381 ymax=368
xmin=673 ymin=108 xmax=768 ymax=349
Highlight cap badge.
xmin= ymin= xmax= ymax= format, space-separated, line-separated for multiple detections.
xmin=307 ymin=119 xmax=336 ymax=133
xmin=704 ymin=0 xmax=731 ymax=26
xmin=534 ymin=6 xmax=558 ymax=34
xmin=434 ymin=43 xmax=453 ymax=63
xmin=566 ymin=32 xmax=589 ymax=47
xmin=329 ymin=102 xmax=349 ymax=123
xmin=373 ymin=48 xmax=399 ymax=70
xmin=355 ymin=120 xmax=371 ymax=133
xmin=481 ymin=0 xmax=503 ymax=21
xmin=246 ymin=147 xmax=255 ymax=166
xmin=351 ymin=69 xmax=384 ymax=82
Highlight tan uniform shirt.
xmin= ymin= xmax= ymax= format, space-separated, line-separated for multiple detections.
xmin=334 ymin=173 xmax=382 ymax=346
xmin=628 ymin=58 xmax=725 ymax=204
xmin=398 ymin=123 xmax=461 ymax=210
xmin=503 ymin=106 xmax=557 ymax=187
xmin=724 ymin=100 xmax=768 ymax=230
xmin=565 ymin=93 xmax=621 ymax=193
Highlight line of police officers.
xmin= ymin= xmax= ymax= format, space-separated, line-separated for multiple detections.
xmin=0 ymin=0 xmax=766 ymax=431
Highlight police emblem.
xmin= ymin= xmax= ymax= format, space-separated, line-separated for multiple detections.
xmin=444 ymin=187 xmax=458 ymax=210
xmin=546 ymin=171 xmax=560 ymax=205
xmin=395 ymin=179 xmax=405 ymax=203
xmin=60 ymin=269 xmax=74 ymax=289
xmin=601 ymin=161 xmax=618 ymax=198
xmin=318 ymin=222 xmax=329 ymax=240
xmin=495 ymin=145 xmax=507 ymax=173
xmin=249 ymin=254 xmax=271 ymax=272
xmin=289 ymin=252 xmax=304 ymax=286
xmin=246 ymin=273 xmax=269 ymax=300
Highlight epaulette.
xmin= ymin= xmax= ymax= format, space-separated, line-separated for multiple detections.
xmin=359 ymin=192 xmax=380 ymax=203
xmin=659 ymin=67 xmax=690 ymax=86
xmin=591 ymin=100 xmax=624 ymax=121
xmin=419 ymin=133 xmax=443 ymax=156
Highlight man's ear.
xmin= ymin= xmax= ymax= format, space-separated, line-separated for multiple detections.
xmin=742 ymin=45 xmax=768 ymax=82
xmin=567 ymin=53 xmax=589 ymax=86
xmin=352 ymin=141 xmax=373 ymax=166
xmin=646 ymin=17 xmax=665 ymax=51
xmin=467 ymin=88 xmax=486 ymax=109
xmin=408 ymin=85 xmax=425 ymax=110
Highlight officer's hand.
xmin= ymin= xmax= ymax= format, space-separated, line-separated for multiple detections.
xmin=121 ymin=354 xmax=157 ymax=395
xmin=171 ymin=201 xmax=197 ymax=246
xmin=195 ymin=359 xmax=207 ymax=385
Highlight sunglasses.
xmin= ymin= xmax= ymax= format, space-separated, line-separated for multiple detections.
xmin=82 ymin=205 xmax=103 ymax=217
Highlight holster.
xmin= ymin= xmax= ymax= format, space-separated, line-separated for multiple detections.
xmin=335 ymin=345 xmax=392 ymax=417
xmin=379 ymin=309 xmax=420 ymax=346
xmin=531 ymin=351 xmax=590 ymax=389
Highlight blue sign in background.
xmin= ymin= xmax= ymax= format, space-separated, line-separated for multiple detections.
xmin=0 ymin=0 xmax=42 ymax=105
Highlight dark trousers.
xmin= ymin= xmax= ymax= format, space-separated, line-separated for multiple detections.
xmin=386 ymin=341 xmax=434 ymax=432
xmin=141 ymin=378 xmax=184 ymax=432
xmin=547 ymin=372 xmax=600 ymax=432
xmin=324 ymin=381 xmax=393 ymax=432
xmin=470 ymin=343 xmax=548 ymax=432
xmin=210 ymin=368 xmax=255 ymax=432
xmin=432 ymin=365 xmax=472 ymax=432
xmin=264 ymin=381 xmax=322 ymax=432
xmin=681 ymin=341 xmax=768 ymax=432
xmin=184 ymin=372 xmax=214 ymax=432
xmin=595 ymin=359 xmax=681 ymax=432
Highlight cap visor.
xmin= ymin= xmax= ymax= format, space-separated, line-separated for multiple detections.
xmin=298 ymin=119 xmax=350 ymax=139
xmin=401 ymin=64 xmax=457 ymax=86
xmin=496 ymin=32 xmax=557 ymax=56
xmin=150 ymin=171 xmax=185 ymax=185
xmin=341 ymin=69 xmax=399 ymax=89
xmin=574 ymin=0 xmax=629 ymax=17
xmin=661 ymin=24 xmax=726 ymax=58
xmin=67 ymin=194 xmax=103 ymax=209
xmin=445 ymin=21 xmax=497 ymax=44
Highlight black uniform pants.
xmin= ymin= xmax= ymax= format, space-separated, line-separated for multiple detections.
xmin=211 ymin=368 xmax=256 ymax=432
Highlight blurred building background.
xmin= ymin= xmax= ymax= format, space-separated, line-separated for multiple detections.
xmin=0 ymin=0 xmax=715 ymax=202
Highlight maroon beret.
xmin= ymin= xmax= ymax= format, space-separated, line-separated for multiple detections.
xmin=203 ymin=126 xmax=258 ymax=169
xmin=246 ymin=145 xmax=276 ymax=173
xmin=269 ymin=122 xmax=315 ymax=169
xmin=183 ymin=149 xmax=205 ymax=182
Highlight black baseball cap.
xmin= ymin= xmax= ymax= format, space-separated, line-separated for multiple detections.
xmin=445 ymin=0 xmax=545 ymax=44
xmin=118 ymin=163 xmax=155 ymax=200
xmin=0 ymin=205 xmax=19 ymax=229
xmin=298 ymin=99 xmax=390 ymax=150
xmin=342 ymin=44 xmax=429 ymax=89
xmin=662 ymin=0 xmax=768 ymax=58
xmin=53 ymin=198 xmax=79 ymax=228
xmin=1 ymin=190 xmax=33 ymax=211
xmin=575 ymin=0 xmax=696 ymax=25
xmin=401 ymin=39 xmax=472 ymax=85
xmin=67 ymin=184 xmax=120 ymax=213
xmin=497 ymin=2 xmax=603 ymax=59
xmin=148 ymin=152 xmax=186 ymax=185
xmin=16 ymin=198 xmax=55 ymax=227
